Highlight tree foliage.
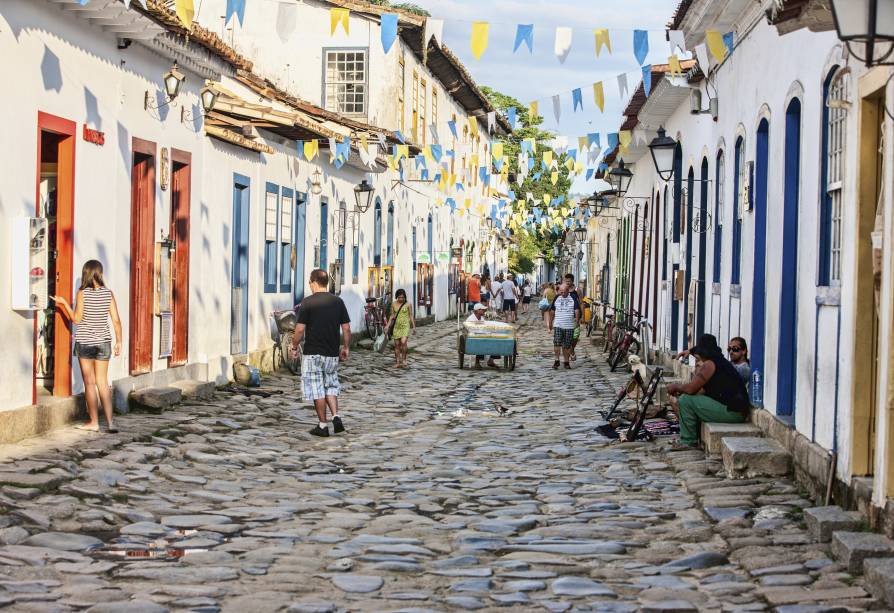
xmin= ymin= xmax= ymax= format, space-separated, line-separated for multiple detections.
xmin=367 ymin=0 xmax=431 ymax=16
xmin=482 ymin=86 xmax=571 ymax=265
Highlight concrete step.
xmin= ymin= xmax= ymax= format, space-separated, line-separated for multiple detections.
xmin=864 ymin=557 xmax=894 ymax=607
xmin=169 ymin=379 xmax=216 ymax=401
xmin=128 ymin=386 xmax=182 ymax=413
xmin=701 ymin=422 xmax=763 ymax=455
xmin=803 ymin=506 xmax=864 ymax=543
xmin=721 ymin=436 xmax=792 ymax=479
xmin=830 ymin=531 xmax=894 ymax=574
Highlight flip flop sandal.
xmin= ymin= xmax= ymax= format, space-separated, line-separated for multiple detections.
xmin=107 ymin=426 xmax=119 ymax=434
xmin=75 ymin=424 xmax=99 ymax=432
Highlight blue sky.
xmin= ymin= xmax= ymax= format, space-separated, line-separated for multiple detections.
xmin=410 ymin=0 xmax=681 ymax=193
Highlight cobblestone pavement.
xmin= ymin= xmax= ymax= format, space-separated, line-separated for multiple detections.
xmin=0 ymin=313 xmax=883 ymax=612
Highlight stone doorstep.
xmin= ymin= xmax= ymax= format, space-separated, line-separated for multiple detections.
xmin=701 ymin=422 xmax=763 ymax=455
xmin=168 ymin=380 xmax=216 ymax=401
xmin=128 ymin=386 xmax=183 ymax=413
xmin=803 ymin=506 xmax=864 ymax=543
xmin=0 ymin=396 xmax=82 ymax=445
xmin=864 ymin=557 xmax=894 ymax=607
xmin=721 ymin=436 xmax=792 ymax=479
xmin=830 ymin=531 xmax=894 ymax=574
xmin=758 ymin=585 xmax=868 ymax=606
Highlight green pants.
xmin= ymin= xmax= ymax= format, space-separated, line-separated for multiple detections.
xmin=678 ymin=394 xmax=745 ymax=446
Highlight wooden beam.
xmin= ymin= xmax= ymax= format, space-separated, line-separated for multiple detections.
xmin=205 ymin=125 xmax=273 ymax=153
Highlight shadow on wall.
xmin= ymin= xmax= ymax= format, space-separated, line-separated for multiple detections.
xmin=84 ymin=87 xmax=101 ymax=131
xmin=116 ymin=121 xmax=130 ymax=172
xmin=41 ymin=45 xmax=62 ymax=93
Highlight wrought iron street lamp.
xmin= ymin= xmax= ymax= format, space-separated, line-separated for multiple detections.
xmin=200 ymin=85 xmax=219 ymax=113
xmin=608 ymin=159 xmax=633 ymax=197
xmin=311 ymin=169 xmax=323 ymax=196
xmin=353 ymin=179 xmax=374 ymax=212
xmin=830 ymin=0 xmax=894 ymax=67
xmin=145 ymin=63 xmax=185 ymax=111
xmin=648 ymin=127 xmax=677 ymax=181
xmin=573 ymin=224 xmax=587 ymax=242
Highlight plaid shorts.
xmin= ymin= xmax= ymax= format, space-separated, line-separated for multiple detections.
xmin=553 ymin=327 xmax=575 ymax=348
xmin=301 ymin=354 xmax=341 ymax=401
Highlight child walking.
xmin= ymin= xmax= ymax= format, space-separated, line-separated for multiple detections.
xmin=52 ymin=260 xmax=123 ymax=433
xmin=384 ymin=288 xmax=416 ymax=368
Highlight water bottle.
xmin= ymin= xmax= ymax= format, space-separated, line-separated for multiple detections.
xmin=751 ymin=370 xmax=762 ymax=406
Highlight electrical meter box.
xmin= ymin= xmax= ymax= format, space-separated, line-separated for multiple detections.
xmin=10 ymin=217 xmax=49 ymax=311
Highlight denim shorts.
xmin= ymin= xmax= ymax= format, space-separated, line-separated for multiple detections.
xmin=74 ymin=342 xmax=111 ymax=361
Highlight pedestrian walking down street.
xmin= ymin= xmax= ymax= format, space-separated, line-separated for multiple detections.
xmin=521 ymin=280 xmax=533 ymax=314
xmin=51 ymin=260 xmax=123 ymax=433
xmin=480 ymin=274 xmax=492 ymax=307
xmin=499 ymin=273 xmax=520 ymax=323
xmin=540 ymin=282 xmax=556 ymax=322
xmin=466 ymin=274 xmax=481 ymax=312
xmin=548 ymin=282 xmax=580 ymax=369
xmin=564 ymin=273 xmax=583 ymax=361
xmin=384 ymin=288 xmax=416 ymax=368
xmin=291 ymin=269 xmax=351 ymax=437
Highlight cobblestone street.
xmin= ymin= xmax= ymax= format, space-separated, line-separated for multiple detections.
xmin=0 ymin=314 xmax=881 ymax=612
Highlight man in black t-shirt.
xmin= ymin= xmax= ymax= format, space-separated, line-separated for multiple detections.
xmin=291 ymin=269 xmax=351 ymax=437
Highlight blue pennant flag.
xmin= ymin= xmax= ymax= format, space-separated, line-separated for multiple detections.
xmin=587 ymin=133 xmax=600 ymax=148
xmin=448 ymin=120 xmax=457 ymax=139
xmin=508 ymin=190 xmax=516 ymax=200
xmin=479 ymin=167 xmax=487 ymax=182
xmin=446 ymin=198 xmax=457 ymax=211
xmin=520 ymin=139 xmax=533 ymax=154
xmin=567 ymin=149 xmax=577 ymax=161
xmin=394 ymin=130 xmax=406 ymax=144
xmin=607 ymin=133 xmax=619 ymax=149
xmin=456 ymin=183 xmax=465 ymax=191
xmin=226 ymin=0 xmax=246 ymax=25
xmin=507 ymin=107 xmax=517 ymax=129
xmin=527 ymin=157 xmax=536 ymax=170
xmin=296 ymin=140 xmax=304 ymax=159
xmin=556 ymin=195 xmax=565 ymax=204
xmin=514 ymin=24 xmax=534 ymax=53
xmin=533 ymin=207 xmax=542 ymax=216
xmin=421 ymin=169 xmax=429 ymax=181
xmin=446 ymin=149 xmax=455 ymax=159
xmin=572 ymin=88 xmax=583 ymax=112
xmin=642 ymin=65 xmax=652 ymax=96
xmin=381 ymin=13 xmax=398 ymax=53
xmin=494 ymin=158 xmax=504 ymax=172
xmin=415 ymin=155 xmax=426 ymax=169
xmin=633 ymin=30 xmax=649 ymax=65
xmin=586 ymin=168 xmax=594 ymax=180
xmin=430 ymin=144 xmax=442 ymax=161
xmin=723 ymin=32 xmax=735 ymax=55
xmin=496 ymin=220 xmax=503 ymax=229
xmin=598 ymin=162 xmax=608 ymax=171
xmin=532 ymin=171 xmax=542 ymax=181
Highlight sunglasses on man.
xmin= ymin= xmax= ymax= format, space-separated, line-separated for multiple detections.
xmin=728 ymin=346 xmax=743 ymax=352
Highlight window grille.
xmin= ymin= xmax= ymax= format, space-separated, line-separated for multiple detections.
xmin=827 ymin=70 xmax=849 ymax=285
xmin=324 ymin=50 xmax=367 ymax=115
xmin=420 ymin=79 xmax=427 ymax=145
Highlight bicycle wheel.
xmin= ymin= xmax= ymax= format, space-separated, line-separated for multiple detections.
xmin=281 ymin=332 xmax=302 ymax=375
xmin=271 ymin=337 xmax=282 ymax=372
xmin=628 ymin=339 xmax=641 ymax=360
xmin=602 ymin=325 xmax=613 ymax=353
xmin=609 ymin=343 xmax=628 ymax=372
xmin=364 ymin=311 xmax=378 ymax=341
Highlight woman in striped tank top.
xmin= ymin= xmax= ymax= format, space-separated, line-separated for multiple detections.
xmin=52 ymin=260 xmax=123 ymax=433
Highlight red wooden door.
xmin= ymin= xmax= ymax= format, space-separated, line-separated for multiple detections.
xmin=129 ymin=138 xmax=156 ymax=375
xmin=35 ymin=112 xmax=76 ymax=401
xmin=170 ymin=150 xmax=191 ymax=366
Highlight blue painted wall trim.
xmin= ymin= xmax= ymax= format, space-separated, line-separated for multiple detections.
xmin=671 ymin=146 xmax=682 ymax=350
xmin=320 ymin=197 xmax=329 ymax=272
xmin=697 ymin=158 xmax=709 ymax=339
xmin=752 ymin=120 xmax=770 ymax=388
xmin=732 ymin=138 xmax=744 ymax=285
xmin=294 ymin=192 xmax=307 ymax=304
xmin=264 ymin=182 xmax=279 ymax=293
xmin=373 ymin=199 xmax=382 ymax=267
xmin=280 ymin=187 xmax=294 ymax=293
xmin=231 ymin=173 xmax=251 ymax=355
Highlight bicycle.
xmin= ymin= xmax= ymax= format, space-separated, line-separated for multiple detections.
xmin=364 ymin=296 xmax=387 ymax=341
xmin=270 ymin=306 xmax=302 ymax=375
xmin=602 ymin=306 xmax=626 ymax=354
xmin=607 ymin=310 xmax=644 ymax=372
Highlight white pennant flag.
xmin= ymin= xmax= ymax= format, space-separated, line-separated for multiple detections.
xmin=276 ymin=3 xmax=297 ymax=42
xmin=669 ymin=30 xmax=686 ymax=54
xmin=487 ymin=111 xmax=496 ymax=133
xmin=554 ymin=26 xmax=573 ymax=63
xmin=552 ymin=94 xmax=561 ymax=124
xmin=617 ymin=73 xmax=629 ymax=99
xmin=695 ymin=43 xmax=711 ymax=73
xmin=377 ymin=133 xmax=387 ymax=148
xmin=526 ymin=192 xmax=535 ymax=202
xmin=366 ymin=145 xmax=377 ymax=168
xmin=429 ymin=122 xmax=439 ymax=144
xmin=424 ymin=18 xmax=444 ymax=47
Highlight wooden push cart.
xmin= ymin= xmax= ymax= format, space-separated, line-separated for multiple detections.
xmin=457 ymin=321 xmax=518 ymax=370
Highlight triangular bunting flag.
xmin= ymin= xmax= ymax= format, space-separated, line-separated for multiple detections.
xmin=642 ymin=65 xmax=652 ymax=95
xmin=594 ymin=28 xmax=612 ymax=56
xmin=225 ymin=0 xmax=245 ymax=26
xmin=507 ymin=107 xmax=517 ymax=129
xmin=529 ymin=101 xmax=539 ymax=120
xmin=695 ymin=43 xmax=711 ymax=72
xmin=552 ymin=94 xmax=561 ymax=124
xmin=330 ymin=8 xmax=349 ymax=36
xmin=277 ymin=3 xmax=297 ymax=42
xmin=668 ymin=55 xmax=682 ymax=77
xmin=669 ymin=29 xmax=686 ymax=54
xmin=174 ymin=0 xmax=194 ymax=28
xmin=471 ymin=22 xmax=489 ymax=60
xmin=514 ymin=24 xmax=534 ymax=53
xmin=572 ymin=88 xmax=583 ymax=112
xmin=554 ymin=26 xmax=572 ymax=63
xmin=706 ymin=30 xmax=728 ymax=63
xmin=617 ymin=73 xmax=628 ymax=99
xmin=424 ymin=18 xmax=444 ymax=47
xmin=593 ymin=81 xmax=604 ymax=112
xmin=633 ymin=30 xmax=649 ymax=65
xmin=381 ymin=13 xmax=398 ymax=53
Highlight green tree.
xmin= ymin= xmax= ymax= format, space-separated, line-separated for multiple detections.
xmin=367 ymin=0 xmax=431 ymax=16
xmin=482 ymin=87 xmax=572 ymax=264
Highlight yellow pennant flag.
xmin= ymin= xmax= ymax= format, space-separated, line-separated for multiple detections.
xmin=543 ymin=150 xmax=553 ymax=167
xmin=543 ymin=194 xmax=551 ymax=207
xmin=330 ymin=8 xmax=350 ymax=35
xmin=464 ymin=198 xmax=472 ymax=209
xmin=550 ymin=171 xmax=559 ymax=185
xmin=476 ymin=203 xmax=485 ymax=215
xmin=439 ymin=174 xmax=448 ymax=191
xmin=594 ymin=29 xmax=612 ymax=57
xmin=620 ymin=130 xmax=632 ymax=151
xmin=175 ymin=0 xmax=194 ymax=28
xmin=360 ymin=133 xmax=369 ymax=152
xmin=564 ymin=158 xmax=575 ymax=171
xmin=470 ymin=22 xmax=489 ymax=60
xmin=458 ymin=208 xmax=465 ymax=217
xmin=470 ymin=153 xmax=479 ymax=168
xmin=423 ymin=145 xmax=434 ymax=165
xmin=492 ymin=142 xmax=504 ymax=161
xmin=668 ymin=55 xmax=683 ymax=78
xmin=706 ymin=31 xmax=728 ymax=63
xmin=578 ymin=136 xmax=588 ymax=151
xmin=593 ymin=81 xmax=605 ymax=112
xmin=398 ymin=144 xmax=409 ymax=159
xmin=303 ymin=139 xmax=319 ymax=161
xmin=469 ymin=116 xmax=479 ymax=138
xmin=575 ymin=161 xmax=584 ymax=173
xmin=528 ymin=101 xmax=539 ymax=120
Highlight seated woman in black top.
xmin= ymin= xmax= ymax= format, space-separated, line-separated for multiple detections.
xmin=667 ymin=335 xmax=751 ymax=450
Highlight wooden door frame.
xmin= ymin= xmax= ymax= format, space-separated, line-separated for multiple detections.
xmin=34 ymin=112 xmax=76 ymax=402
xmin=169 ymin=148 xmax=191 ymax=366
xmin=129 ymin=137 xmax=156 ymax=375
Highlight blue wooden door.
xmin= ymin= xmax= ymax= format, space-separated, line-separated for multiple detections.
xmin=319 ymin=198 xmax=328 ymax=272
xmin=293 ymin=192 xmax=307 ymax=305
xmin=671 ymin=145 xmax=682 ymax=350
xmin=231 ymin=174 xmax=250 ymax=355
xmin=752 ymin=120 xmax=770 ymax=398
xmin=777 ymin=100 xmax=801 ymax=416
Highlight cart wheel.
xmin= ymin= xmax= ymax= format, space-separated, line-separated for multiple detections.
xmin=458 ymin=351 xmax=464 ymax=369
xmin=503 ymin=356 xmax=509 ymax=369
xmin=457 ymin=337 xmax=465 ymax=369
xmin=509 ymin=352 xmax=517 ymax=371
